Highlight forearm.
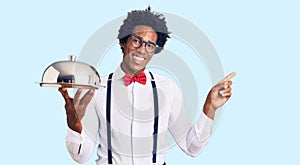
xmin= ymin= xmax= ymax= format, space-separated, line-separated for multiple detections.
xmin=203 ymin=102 xmax=216 ymax=120
xmin=66 ymin=112 xmax=82 ymax=133
xmin=185 ymin=111 xmax=214 ymax=157
xmin=170 ymin=111 xmax=214 ymax=157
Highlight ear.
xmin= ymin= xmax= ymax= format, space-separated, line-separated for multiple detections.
xmin=120 ymin=42 xmax=125 ymax=55
xmin=120 ymin=42 xmax=125 ymax=49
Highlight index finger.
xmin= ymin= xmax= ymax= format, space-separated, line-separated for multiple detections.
xmin=80 ymin=89 xmax=95 ymax=105
xmin=221 ymin=72 xmax=236 ymax=83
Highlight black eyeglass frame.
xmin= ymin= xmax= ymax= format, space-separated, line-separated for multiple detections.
xmin=129 ymin=35 xmax=159 ymax=53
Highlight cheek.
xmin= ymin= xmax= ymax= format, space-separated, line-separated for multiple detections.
xmin=123 ymin=44 xmax=134 ymax=57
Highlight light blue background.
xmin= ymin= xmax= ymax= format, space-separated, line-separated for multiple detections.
xmin=1 ymin=0 xmax=299 ymax=164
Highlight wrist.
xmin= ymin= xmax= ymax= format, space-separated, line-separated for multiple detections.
xmin=203 ymin=103 xmax=216 ymax=120
xmin=67 ymin=115 xmax=82 ymax=133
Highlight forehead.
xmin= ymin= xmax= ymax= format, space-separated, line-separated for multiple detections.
xmin=132 ymin=25 xmax=157 ymax=41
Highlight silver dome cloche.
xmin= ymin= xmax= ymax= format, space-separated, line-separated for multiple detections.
xmin=38 ymin=55 xmax=101 ymax=89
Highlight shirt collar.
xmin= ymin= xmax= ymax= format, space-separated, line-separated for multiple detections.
xmin=114 ymin=64 xmax=151 ymax=81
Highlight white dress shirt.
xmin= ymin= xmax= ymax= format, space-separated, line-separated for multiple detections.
xmin=66 ymin=65 xmax=214 ymax=165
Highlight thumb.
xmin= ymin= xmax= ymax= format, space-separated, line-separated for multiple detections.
xmin=58 ymin=88 xmax=72 ymax=104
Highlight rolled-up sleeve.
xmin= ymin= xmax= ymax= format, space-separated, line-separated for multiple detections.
xmin=168 ymin=83 xmax=214 ymax=157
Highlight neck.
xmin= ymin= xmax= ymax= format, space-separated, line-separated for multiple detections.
xmin=120 ymin=63 xmax=145 ymax=76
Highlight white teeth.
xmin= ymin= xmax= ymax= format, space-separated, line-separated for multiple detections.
xmin=133 ymin=55 xmax=145 ymax=61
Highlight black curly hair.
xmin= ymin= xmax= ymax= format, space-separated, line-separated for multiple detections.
xmin=118 ymin=6 xmax=171 ymax=54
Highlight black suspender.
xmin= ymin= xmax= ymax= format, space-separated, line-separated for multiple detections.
xmin=106 ymin=72 xmax=159 ymax=164
xmin=106 ymin=73 xmax=113 ymax=164
xmin=149 ymin=71 xmax=159 ymax=164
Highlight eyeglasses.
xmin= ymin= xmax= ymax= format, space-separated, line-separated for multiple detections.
xmin=130 ymin=35 xmax=158 ymax=53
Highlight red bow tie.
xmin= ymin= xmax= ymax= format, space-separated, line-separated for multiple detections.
xmin=124 ymin=72 xmax=147 ymax=86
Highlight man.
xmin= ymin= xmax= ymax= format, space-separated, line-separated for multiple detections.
xmin=59 ymin=7 xmax=235 ymax=165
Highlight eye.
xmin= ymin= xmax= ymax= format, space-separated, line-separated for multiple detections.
xmin=132 ymin=38 xmax=138 ymax=43
xmin=147 ymin=43 xmax=155 ymax=49
xmin=131 ymin=37 xmax=142 ymax=48
xmin=132 ymin=38 xmax=141 ymax=44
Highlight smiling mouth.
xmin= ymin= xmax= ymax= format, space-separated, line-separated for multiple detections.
xmin=133 ymin=54 xmax=146 ymax=62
